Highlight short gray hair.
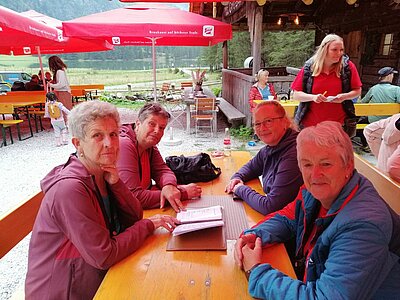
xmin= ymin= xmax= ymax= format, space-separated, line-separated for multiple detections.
xmin=297 ymin=121 xmax=354 ymax=167
xmin=68 ymin=101 xmax=120 ymax=140
xmin=137 ymin=102 xmax=170 ymax=122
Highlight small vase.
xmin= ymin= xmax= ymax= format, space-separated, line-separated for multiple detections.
xmin=194 ymin=83 xmax=203 ymax=92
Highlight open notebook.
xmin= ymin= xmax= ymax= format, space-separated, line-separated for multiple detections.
xmin=172 ymin=205 xmax=224 ymax=236
xmin=166 ymin=195 xmax=249 ymax=251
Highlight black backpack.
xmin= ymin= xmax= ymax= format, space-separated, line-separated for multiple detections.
xmin=165 ymin=153 xmax=221 ymax=184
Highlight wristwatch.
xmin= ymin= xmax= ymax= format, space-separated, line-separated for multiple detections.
xmin=245 ymin=263 xmax=261 ymax=280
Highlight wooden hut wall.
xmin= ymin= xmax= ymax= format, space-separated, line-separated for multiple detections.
xmin=222 ymin=68 xmax=253 ymax=126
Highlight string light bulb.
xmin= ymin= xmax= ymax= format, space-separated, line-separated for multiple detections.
xmin=277 ymin=17 xmax=282 ymax=26
xmin=294 ymin=15 xmax=300 ymax=25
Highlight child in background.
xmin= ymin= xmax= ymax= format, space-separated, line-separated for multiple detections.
xmin=44 ymin=92 xmax=70 ymax=147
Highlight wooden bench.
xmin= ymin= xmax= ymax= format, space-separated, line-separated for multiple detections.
xmin=0 ymin=103 xmax=24 ymax=146
xmin=0 ymin=191 xmax=44 ymax=299
xmin=217 ymin=97 xmax=246 ymax=127
xmin=354 ymin=153 xmax=400 ymax=214
xmin=355 ymin=103 xmax=400 ymax=130
xmin=0 ymin=191 xmax=44 ymax=259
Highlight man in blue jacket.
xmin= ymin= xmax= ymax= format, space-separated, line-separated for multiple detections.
xmin=235 ymin=121 xmax=400 ymax=299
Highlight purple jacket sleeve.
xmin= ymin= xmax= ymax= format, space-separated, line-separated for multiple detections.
xmin=232 ymin=146 xmax=303 ymax=215
xmin=117 ymin=137 xmax=177 ymax=209
xmin=51 ymin=178 xmax=154 ymax=270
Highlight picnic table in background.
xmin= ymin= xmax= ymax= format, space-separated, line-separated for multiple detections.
xmin=70 ymin=84 xmax=105 ymax=103
xmin=0 ymin=91 xmax=46 ymax=139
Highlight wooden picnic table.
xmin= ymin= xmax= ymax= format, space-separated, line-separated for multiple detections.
xmin=94 ymin=151 xmax=296 ymax=299
xmin=1 ymin=100 xmax=45 ymax=139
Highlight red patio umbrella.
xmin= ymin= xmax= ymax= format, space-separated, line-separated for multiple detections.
xmin=0 ymin=7 xmax=113 ymax=55
xmin=62 ymin=4 xmax=232 ymax=100
xmin=0 ymin=6 xmax=62 ymax=50
xmin=0 ymin=6 xmax=113 ymax=90
xmin=0 ymin=6 xmax=113 ymax=91
xmin=14 ymin=10 xmax=114 ymax=55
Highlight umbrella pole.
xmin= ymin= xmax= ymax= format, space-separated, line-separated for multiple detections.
xmin=36 ymin=46 xmax=46 ymax=91
xmin=151 ymin=37 xmax=157 ymax=102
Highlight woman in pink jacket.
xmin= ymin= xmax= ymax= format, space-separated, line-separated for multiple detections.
xmin=25 ymin=101 xmax=178 ymax=299
xmin=117 ymin=103 xmax=202 ymax=212
xmin=364 ymin=113 xmax=400 ymax=175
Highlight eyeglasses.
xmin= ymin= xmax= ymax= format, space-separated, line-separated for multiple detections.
xmin=253 ymin=116 xmax=284 ymax=128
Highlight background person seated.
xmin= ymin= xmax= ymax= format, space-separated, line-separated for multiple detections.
xmin=361 ymin=67 xmax=400 ymax=123
xmin=25 ymin=75 xmax=44 ymax=91
xmin=235 ymin=121 xmax=400 ymax=299
xmin=364 ymin=113 xmax=400 ymax=174
xmin=11 ymin=80 xmax=26 ymax=91
xmin=117 ymin=103 xmax=202 ymax=212
xmin=248 ymin=69 xmax=276 ymax=112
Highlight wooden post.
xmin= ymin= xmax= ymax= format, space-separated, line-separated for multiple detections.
xmin=222 ymin=41 xmax=228 ymax=69
xmin=249 ymin=3 xmax=263 ymax=76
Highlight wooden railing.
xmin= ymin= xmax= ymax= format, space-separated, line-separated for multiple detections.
xmin=253 ymin=101 xmax=400 ymax=121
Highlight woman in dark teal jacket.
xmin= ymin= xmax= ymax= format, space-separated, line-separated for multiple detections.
xmin=235 ymin=121 xmax=400 ymax=299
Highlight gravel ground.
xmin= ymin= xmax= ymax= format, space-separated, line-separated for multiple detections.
xmin=0 ymin=107 xmax=256 ymax=300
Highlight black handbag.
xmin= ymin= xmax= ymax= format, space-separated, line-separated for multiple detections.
xmin=165 ymin=152 xmax=222 ymax=184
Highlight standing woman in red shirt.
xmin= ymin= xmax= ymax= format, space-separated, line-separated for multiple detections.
xmin=291 ymin=34 xmax=362 ymax=137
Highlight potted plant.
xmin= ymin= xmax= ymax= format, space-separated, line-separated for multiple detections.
xmin=191 ymin=69 xmax=206 ymax=95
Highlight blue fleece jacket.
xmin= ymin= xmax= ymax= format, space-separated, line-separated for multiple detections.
xmin=232 ymin=128 xmax=303 ymax=215
xmin=244 ymin=171 xmax=400 ymax=300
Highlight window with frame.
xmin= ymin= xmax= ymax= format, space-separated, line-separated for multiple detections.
xmin=381 ymin=33 xmax=393 ymax=56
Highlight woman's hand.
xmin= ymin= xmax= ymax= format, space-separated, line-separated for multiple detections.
xmin=101 ymin=164 xmax=119 ymax=185
xmin=181 ymin=183 xmax=202 ymax=199
xmin=330 ymin=93 xmax=346 ymax=103
xmin=160 ymin=185 xmax=183 ymax=212
xmin=225 ymin=178 xmax=244 ymax=193
xmin=148 ymin=214 xmax=180 ymax=232
xmin=234 ymin=233 xmax=257 ymax=269
xmin=314 ymin=93 xmax=327 ymax=103
xmin=242 ymin=237 xmax=263 ymax=273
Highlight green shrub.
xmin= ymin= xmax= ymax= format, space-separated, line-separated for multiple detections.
xmin=229 ymin=125 xmax=254 ymax=141
xmin=212 ymin=86 xmax=222 ymax=97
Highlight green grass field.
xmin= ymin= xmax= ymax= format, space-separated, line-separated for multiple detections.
xmin=0 ymin=56 xmax=220 ymax=86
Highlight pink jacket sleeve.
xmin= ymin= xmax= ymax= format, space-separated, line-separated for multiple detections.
xmin=388 ymin=145 xmax=400 ymax=182
xmin=249 ymin=86 xmax=261 ymax=111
